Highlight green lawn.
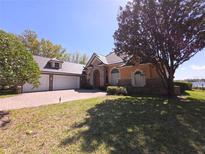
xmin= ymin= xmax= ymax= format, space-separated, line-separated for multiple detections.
xmin=0 ymin=90 xmax=205 ymax=153
xmin=186 ymin=90 xmax=205 ymax=101
xmin=0 ymin=94 xmax=16 ymax=99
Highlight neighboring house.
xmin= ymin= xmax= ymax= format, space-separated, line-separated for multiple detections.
xmin=83 ymin=52 xmax=165 ymax=94
xmin=23 ymin=55 xmax=84 ymax=93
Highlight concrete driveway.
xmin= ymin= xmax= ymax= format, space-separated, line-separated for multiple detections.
xmin=0 ymin=90 xmax=106 ymax=110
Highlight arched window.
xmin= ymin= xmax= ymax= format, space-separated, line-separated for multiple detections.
xmin=111 ymin=68 xmax=120 ymax=85
xmin=132 ymin=71 xmax=146 ymax=87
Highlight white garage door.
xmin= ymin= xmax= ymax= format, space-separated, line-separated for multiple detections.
xmin=23 ymin=74 xmax=49 ymax=92
xmin=53 ymin=75 xmax=80 ymax=90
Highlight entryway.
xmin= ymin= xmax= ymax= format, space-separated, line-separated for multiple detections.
xmin=93 ymin=70 xmax=100 ymax=88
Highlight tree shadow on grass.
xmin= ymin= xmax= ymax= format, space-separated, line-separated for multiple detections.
xmin=60 ymin=96 xmax=205 ymax=153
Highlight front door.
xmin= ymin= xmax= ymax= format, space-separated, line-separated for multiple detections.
xmin=93 ymin=70 xmax=100 ymax=88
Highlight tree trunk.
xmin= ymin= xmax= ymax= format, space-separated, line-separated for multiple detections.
xmin=166 ymin=78 xmax=175 ymax=98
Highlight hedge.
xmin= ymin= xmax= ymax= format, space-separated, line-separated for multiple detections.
xmin=107 ymin=86 xmax=127 ymax=95
xmin=174 ymin=81 xmax=192 ymax=93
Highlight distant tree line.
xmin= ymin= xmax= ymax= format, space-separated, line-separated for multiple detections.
xmin=175 ymin=79 xmax=205 ymax=82
xmin=18 ymin=30 xmax=89 ymax=64
xmin=184 ymin=79 xmax=205 ymax=82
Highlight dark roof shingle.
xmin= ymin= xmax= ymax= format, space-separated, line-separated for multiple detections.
xmin=33 ymin=55 xmax=84 ymax=75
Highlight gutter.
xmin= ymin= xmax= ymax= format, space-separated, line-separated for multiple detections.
xmin=41 ymin=71 xmax=82 ymax=77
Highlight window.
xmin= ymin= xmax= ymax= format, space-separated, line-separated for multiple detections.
xmin=132 ymin=71 xmax=146 ymax=87
xmin=111 ymin=68 xmax=120 ymax=85
xmin=47 ymin=62 xmax=51 ymax=68
xmin=55 ymin=63 xmax=60 ymax=69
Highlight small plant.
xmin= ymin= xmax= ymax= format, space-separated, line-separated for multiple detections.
xmin=174 ymin=82 xmax=192 ymax=93
xmin=106 ymin=86 xmax=127 ymax=95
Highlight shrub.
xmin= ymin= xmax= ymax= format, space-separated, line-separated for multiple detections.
xmin=0 ymin=30 xmax=40 ymax=88
xmin=99 ymin=83 xmax=112 ymax=91
xmin=99 ymin=86 xmax=106 ymax=91
xmin=193 ymin=87 xmax=205 ymax=90
xmin=107 ymin=86 xmax=127 ymax=95
xmin=174 ymin=81 xmax=192 ymax=93
xmin=82 ymin=83 xmax=93 ymax=89
xmin=174 ymin=86 xmax=181 ymax=95
xmin=0 ymin=86 xmax=17 ymax=94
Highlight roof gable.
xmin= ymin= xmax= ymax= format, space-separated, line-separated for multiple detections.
xmin=86 ymin=53 xmax=108 ymax=67
xmin=86 ymin=52 xmax=124 ymax=67
xmin=105 ymin=52 xmax=123 ymax=64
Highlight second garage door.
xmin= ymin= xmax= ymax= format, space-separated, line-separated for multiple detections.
xmin=53 ymin=75 xmax=80 ymax=90
xmin=23 ymin=74 xmax=49 ymax=92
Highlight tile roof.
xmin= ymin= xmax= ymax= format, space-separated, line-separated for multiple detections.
xmin=33 ymin=55 xmax=84 ymax=75
xmin=105 ymin=52 xmax=123 ymax=64
xmin=97 ymin=54 xmax=108 ymax=64
xmin=86 ymin=52 xmax=124 ymax=67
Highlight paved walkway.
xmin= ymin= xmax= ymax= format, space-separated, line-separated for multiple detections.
xmin=0 ymin=90 xmax=106 ymax=110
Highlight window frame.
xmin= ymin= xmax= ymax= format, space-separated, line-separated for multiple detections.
xmin=110 ymin=68 xmax=120 ymax=85
xmin=55 ymin=62 xmax=60 ymax=69
xmin=132 ymin=70 xmax=146 ymax=87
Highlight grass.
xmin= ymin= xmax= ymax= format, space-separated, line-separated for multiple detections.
xmin=0 ymin=90 xmax=205 ymax=153
xmin=0 ymin=93 xmax=16 ymax=98
xmin=186 ymin=90 xmax=205 ymax=101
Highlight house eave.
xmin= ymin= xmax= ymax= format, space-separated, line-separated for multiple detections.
xmin=41 ymin=71 xmax=82 ymax=76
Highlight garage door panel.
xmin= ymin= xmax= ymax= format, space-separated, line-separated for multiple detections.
xmin=23 ymin=74 xmax=49 ymax=92
xmin=53 ymin=75 xmax=79 ymax=90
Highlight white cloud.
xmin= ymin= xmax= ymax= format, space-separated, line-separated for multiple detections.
xmin=179 ymin=67 xmax=187 ymax=71
xmin=190 ymin=65 xmax=205 ymax=71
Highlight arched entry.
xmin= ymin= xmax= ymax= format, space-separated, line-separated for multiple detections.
xmin=93 ymin=70 xmax=100 ymax=88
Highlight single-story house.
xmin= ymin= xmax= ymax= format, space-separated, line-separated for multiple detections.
xmin=23 ymin=52 xmax=164 ymax=94
xmin=83 ymin=52 xmax=165 ymax=94
xmin=23 ymin=55 xmax=84 ymax=93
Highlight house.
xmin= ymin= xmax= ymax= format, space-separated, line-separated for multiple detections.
xmin=23 ymin=52 xmax=164 ymax=94
xmin=22 ymin=55 xmax=84 ymax=92
xmin=83 ymin=52 xmax=165 ymax=94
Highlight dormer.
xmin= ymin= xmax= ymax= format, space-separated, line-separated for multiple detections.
xmin=47 ymin=58 xmax=64 ymax=69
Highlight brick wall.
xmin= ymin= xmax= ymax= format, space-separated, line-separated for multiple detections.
xmin=119 ymin=78 xmax=167 ymax=95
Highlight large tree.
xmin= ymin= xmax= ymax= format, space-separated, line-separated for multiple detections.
xmin=0 ymin=30 xmax=40 ymax=89
xmin=114 ymin=0 xmax=205 ymax=96
xmin=18 ymin=30 xmax=40 ymax=55
xmin=40 ymin=38 xmax=68 ymax=60
xmin=19 ymin=30 xmax=88 ymax=64
xmin=19 ymin=30 xmax=70 ymax=61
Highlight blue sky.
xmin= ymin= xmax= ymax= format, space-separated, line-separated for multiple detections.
xmin=0 ymin=0 xmax=204 ymax=79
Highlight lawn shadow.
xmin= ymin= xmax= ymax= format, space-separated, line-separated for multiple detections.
xmin=60 ymin=96 xmax=205 ymax=153
xmin=182 ymin=91 xmax=190 ymax=96
xmin=0 ymin=111 xmax=10 ymax=128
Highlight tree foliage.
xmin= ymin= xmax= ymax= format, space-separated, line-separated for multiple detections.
xmin=19 ymin=30 xmax=69 ymax=60
xmin=114 ymin=0 xmax=205 ymax=96
xmin=69 ymin=52 xmax=89 ymax=64
xmin=0 ymin=30 xmax=40 ymax=88
xmin=19 ymin=30 xmax=88 ymax=64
